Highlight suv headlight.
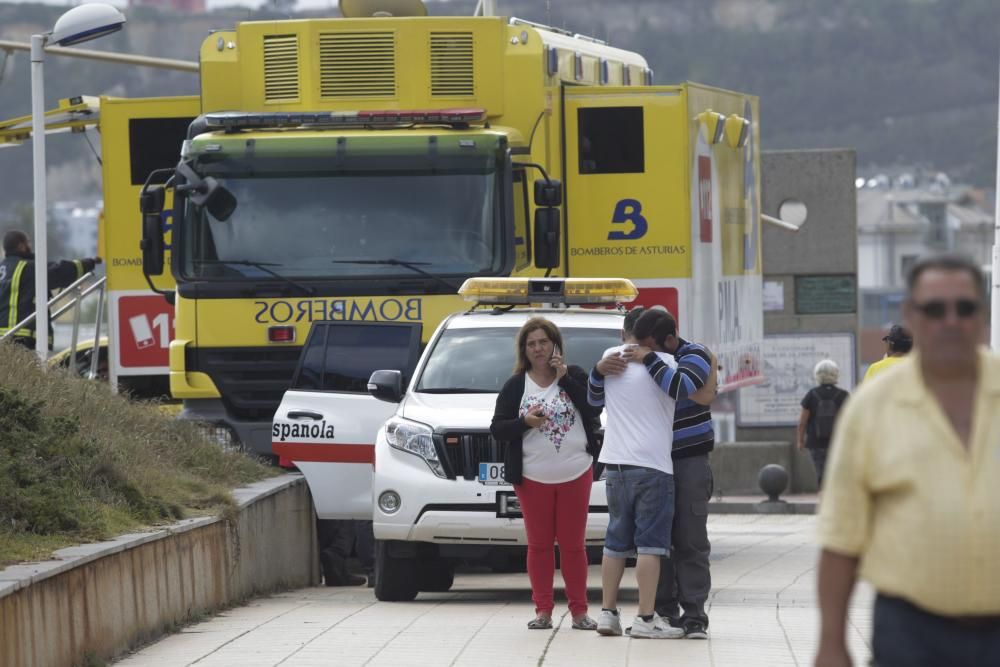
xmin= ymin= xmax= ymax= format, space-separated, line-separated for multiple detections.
xmin=384 ymin=417 xmax=445 ymax=478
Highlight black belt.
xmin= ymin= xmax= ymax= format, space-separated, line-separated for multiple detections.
xmin=604 ymin=463 xmax=651 ymax=472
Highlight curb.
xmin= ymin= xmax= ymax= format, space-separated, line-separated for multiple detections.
xmin=709 ymin=499 xmax=817 ymax=515
xmin=0 ymin=473 xmax=319 ymax=667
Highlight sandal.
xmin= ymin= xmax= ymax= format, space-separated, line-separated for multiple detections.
xmin=572 ymin=615 xmax=598 ymax=630
xmin=527 ymin=615 xmax=553 ymax=630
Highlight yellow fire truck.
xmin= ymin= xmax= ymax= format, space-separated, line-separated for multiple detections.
xmin=4 ymin=1 xmax=764 ymax=458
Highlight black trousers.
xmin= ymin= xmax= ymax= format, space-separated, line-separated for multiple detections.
xmin=655 ymin=454 xmax=713 ymax=622
xmin=808 ymin=447 xmax=829 ymax=487
xmin=873 ymin=594 xmax=1000 ymax=667
xmin=316 ymin=518 xmax=374 ymax=571
xmin=8 ymin=336 xmax=35 ymax=350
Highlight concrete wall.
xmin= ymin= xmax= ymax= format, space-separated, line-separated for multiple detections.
xmin=710 ymin=441 xmax=817 ymax=497
xmin=736 ymin=149 xmax=858 ymax=492
xmin=0 ymin=475 xmax=320 ymax=667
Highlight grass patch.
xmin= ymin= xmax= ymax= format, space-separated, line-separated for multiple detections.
xmin=0 ymin=343 xmax=278 ymax=566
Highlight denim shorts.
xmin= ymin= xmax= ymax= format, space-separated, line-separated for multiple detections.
xmin=603 ymin=466 xmax=675 ymax=558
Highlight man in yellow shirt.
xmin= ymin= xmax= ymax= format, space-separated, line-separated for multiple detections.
xmin=862 ymin=324 xmax=911 ymax=381
xmin=815 ymin=254 xmax=1000 ymax=667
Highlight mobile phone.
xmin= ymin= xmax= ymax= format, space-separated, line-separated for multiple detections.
xmin=550 ymin=344 xmax=562 ymax=360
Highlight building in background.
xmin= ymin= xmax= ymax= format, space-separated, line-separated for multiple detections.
xmin=128 ymin=0 xmax=207 ymax=13
xmin=51 ymin=200 xmax=101 ymax=259
xmin=856 ymin=171 xmax=993 ymax=364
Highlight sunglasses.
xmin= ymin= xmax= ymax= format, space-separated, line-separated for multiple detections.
xmin=910 ymin=298 xmax=980 ymax=320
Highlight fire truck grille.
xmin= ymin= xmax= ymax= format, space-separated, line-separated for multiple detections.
xmin=186 ymin=346 xmax=301 ymax=422
xmin=438 ymin=431 xmax=508 ymax=481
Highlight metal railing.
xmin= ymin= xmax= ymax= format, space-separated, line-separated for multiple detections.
xmin=0 ymin=271 xmax=106 ymax=379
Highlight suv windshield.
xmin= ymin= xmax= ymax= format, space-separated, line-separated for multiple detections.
xmin=416 ymin=326 xmax=623 ymax=393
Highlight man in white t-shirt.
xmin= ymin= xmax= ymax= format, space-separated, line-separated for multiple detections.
xmin=586 ymin=308 xmax=684 ymax=639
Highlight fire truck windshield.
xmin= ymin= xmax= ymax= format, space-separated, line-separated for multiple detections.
xmin=177 ymin=157 xmax=505 ymax=284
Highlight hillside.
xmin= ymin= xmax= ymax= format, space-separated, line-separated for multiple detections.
xmin=0 ymin=0 xmax=997 ymax=219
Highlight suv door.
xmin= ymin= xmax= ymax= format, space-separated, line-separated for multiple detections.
xmin=273 ymin=321 xmax=422 ymax=519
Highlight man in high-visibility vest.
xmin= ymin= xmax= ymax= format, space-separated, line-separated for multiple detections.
xmin=0 ymin=230 xmax=102 ymax=350
xmin=863 ymin=324 xmax=912 ymax=382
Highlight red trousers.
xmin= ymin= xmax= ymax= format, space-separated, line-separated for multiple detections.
xmin=514 ymin=468 xmax=593 ymax=617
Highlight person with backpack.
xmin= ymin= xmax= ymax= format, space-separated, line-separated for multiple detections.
xmin=797 ymin=359 xmax=849 ymax=487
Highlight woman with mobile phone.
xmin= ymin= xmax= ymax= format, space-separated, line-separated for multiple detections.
xmin=491 ymin=317 xmax=604 ymax=631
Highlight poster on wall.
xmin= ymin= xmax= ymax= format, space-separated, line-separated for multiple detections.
xmin=763 ymin=280 xmax=784 ymax=312
xmin=737 ymin=333 xmax=855 ymax=427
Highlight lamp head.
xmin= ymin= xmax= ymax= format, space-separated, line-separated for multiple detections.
xmin=724 ymin=114 xmax=751 ymax=149
xmin=694 ymin=109 xmax=726 ymax=144
xmin=50 ymin=4 xmax=126 ymax=47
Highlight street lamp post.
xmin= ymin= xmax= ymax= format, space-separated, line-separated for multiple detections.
xmin=30 ymin=3 xmax=125 ymax=362
xmin=992 ymin=53 xmax=1000 ymax=350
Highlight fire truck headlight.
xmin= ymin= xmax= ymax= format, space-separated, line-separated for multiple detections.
xmin=385 ymin=417 xmax=445 ymax=478
xmin=378 ymin=491 xmax=402 ymax=514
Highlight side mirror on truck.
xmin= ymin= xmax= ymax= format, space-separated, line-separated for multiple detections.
xmin=533 ymin=207 xmax=561 ymax=269
xmin=534 ymin=178 xmax=562 ymax=207
xmin=139 ymin=186 xmax=166 ymax=276
xmin=368 ymin=370 xmax=404 ymax=403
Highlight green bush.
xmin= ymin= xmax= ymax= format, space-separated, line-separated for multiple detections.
xmin=0 ymin=343 xmax=276 ymax=564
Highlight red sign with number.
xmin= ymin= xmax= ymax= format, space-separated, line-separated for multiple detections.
xmin=117 ymin=294 xmax=174 ymax=368
xmin=580 ymin=287 xmax=679 ymax=326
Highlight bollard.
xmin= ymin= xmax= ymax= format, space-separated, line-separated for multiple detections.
xmin=755 ymin=464 xmax=789 ymax=513
xmin=758 ymin=463 xmax=789 ymax=501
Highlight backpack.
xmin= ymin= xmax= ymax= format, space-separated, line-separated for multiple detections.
xmin=811 ymin=389 xmax=841 ymax=440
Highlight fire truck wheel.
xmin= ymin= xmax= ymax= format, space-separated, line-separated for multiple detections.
xmin=417 ymin=559 xmax=454 ymax=592
xmin=373 ymin=540 xmax=418 ymax=601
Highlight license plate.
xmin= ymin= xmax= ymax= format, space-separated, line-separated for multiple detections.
xmin=478 ymin=461 xmax=505 ymax=485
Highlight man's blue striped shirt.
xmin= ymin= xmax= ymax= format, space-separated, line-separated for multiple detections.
xmin=670 ymin=338 xmax=715 ymax=459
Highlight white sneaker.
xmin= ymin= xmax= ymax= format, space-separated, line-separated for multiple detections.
xmin=630 ymin=613 xmax=685 ymax=639
xmin=596 ymin=609 xmax=623 ymax=636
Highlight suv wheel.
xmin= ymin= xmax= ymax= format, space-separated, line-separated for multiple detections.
xmin=374 ymin=540 xmax=418 ymax=601
xmin=417 ymin=559 xmax=454 ymax=592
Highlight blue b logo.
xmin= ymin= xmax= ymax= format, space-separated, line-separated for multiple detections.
xmin=161 ymin=209 xmax=174 ymax=251
xmin=608 ymin=199 xmax=648 ymax=240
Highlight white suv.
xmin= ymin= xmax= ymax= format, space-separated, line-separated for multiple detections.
xmin=369 ymin=282 xmax=637 ymax=600
xmin=273 ymin=278 xmax=634 ymax=601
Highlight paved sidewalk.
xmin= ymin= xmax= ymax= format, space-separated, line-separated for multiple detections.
xmin=116 ymin=516 xmax=872 ymax=666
